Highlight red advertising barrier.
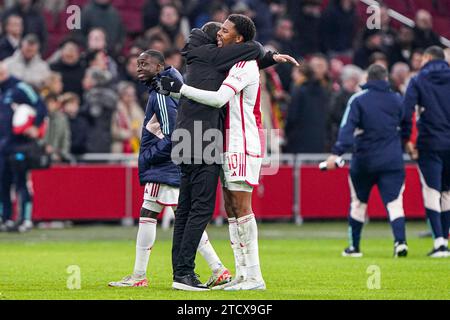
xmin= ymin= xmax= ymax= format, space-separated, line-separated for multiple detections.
xmin=30 ymin=164 xmax=425 ymax=221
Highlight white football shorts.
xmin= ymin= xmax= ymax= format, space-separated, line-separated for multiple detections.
xmin=143 ymin=183 xmax=179 ymax=212
xmin=221 ymin=152 xmax=262 ymax=192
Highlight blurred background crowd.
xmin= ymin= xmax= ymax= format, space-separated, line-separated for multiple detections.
xmin=0 ymin=0 xmax=450 ymax=161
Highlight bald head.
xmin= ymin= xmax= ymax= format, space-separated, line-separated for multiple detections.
xmin=416 ymin=10 xmax=433 ymax=30
xmin=0 ymin=62 xmax=10 ymax=83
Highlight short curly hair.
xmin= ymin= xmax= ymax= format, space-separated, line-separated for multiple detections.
xmin=227 ymin=14 xmax=256 ymax=42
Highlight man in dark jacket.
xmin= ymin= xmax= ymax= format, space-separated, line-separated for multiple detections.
xmin=0 ymin=14 xmax=23 ymax=61
xmin=326 ymin=64 xmax=408 ymax=258
xmin=109 ymin=50 xmax=231 ymax=288
xmin=0 ymin=62 xmax=47 ymax=232
xmin=403 ymin=46 xmax=450 ymax=258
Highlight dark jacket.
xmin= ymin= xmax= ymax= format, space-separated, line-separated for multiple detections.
xmin=285 ymin=80 xmax=331 ymax=153
xmin=82 ymin=85 xmax=117 ymax=153
xmin=0 ymin=77 xmax=47 ymax=155
xmin=68 ymin=114 xmax=89 ymax=155
xmin=175 ymin=29 xmax=268 ymax=163
xmin=50 ymin=60 xmax=86 ymax=98
xmin=403 ymin=60 xmax=450 ymax=152
xmin=326 ymin=88 xmax=355 ymax=151
xmin=0 ymin=36 xmax=17 ymax=61
xmin=138 ymin=66 xmax=183 ymax=187
xmin=332 ymin=80 xmax=404 ymax=172
xmin=2 ymin=5 xmax=47 ymax=54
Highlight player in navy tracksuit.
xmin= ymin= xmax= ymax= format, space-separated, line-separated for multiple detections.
xmin=403 ymin=46 xmax=450 ymax=258
xmin=109 ymin=50 xmax=231 ymax=288
xmin=0 ymin=67 xmax=47 ymax=232
xmin=326 ymin=64 xmax=408 ymax=258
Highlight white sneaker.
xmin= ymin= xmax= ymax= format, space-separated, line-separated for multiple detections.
xmin=108 ymin=275 xmax=148 ymax=287
xmin=211 ymin=275 xmax=244 ymax=290
xmin=18 ymin=220 xmax=33 ymax=233
xmin=224 ymin=278 xmax=266 ymax=291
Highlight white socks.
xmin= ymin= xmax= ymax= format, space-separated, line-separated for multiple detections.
xmin=237 ymin=214 xmax=263 ymax=282
xmin=228 ymin=217 xmax=246 ymax=280
xmin=434 ymin=237 xmax=445 ymax=249
xmin=197 ymin=230 xmax=223 ymax=273
xmin=133 ymin=217 xmax=157 ymax=277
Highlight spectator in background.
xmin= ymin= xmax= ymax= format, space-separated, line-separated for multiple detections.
xmin=81 ymin=67 xmax=117 ymax=153
xmin=111 ymin=82 xmax=144 ymax=154
xmin=353 ymin=29 xmax=385 ymax=69
xmin=86 ymin=28 xmax=119 ymax=80
xmin=61 ymin=92 xmax=89 ymax=156
xmin=119 ymin=53 xmax=148 ymax=109
xmin=320 ymin=0 xmax=357 ymax=57
xmin=1 ymin=0 xmax=47 ymax=54
xmin=390 ymin=62 xmax=410 ymax=95
xmin=142 ymin=0 xmax=178 ymax=31
xmin=84 ymin=49 xmax=109 ymax=71
xmin=0 ymin=14 xmax=23 ymax=60
xmin=410 ymin=49 xmax=424 ymax=75
xmin=388 ymin=26 xmax=415 ymax=67
xmin=50 ymin=38 xmax=86 ymax=98
xmin=289 ymin=0 xmax=322 ymax=56
xmin=378 ymin=4 xmax=396 ymax=50
xmin=444 ymin=48 xmax=450 ymax=65
xmin=79 ymin=0 xmax=126 ymax=56
xmin=326 ymin=64 xmax=363 ymax=151
xmin=43 ymin=93 xmax=71 ymax=162
xmin=413 ymin=10 xmax=441 ymax=50
xmin=284 ymin=54 xmax=332 ymax=153
xmin=272 ymin=17 xmax=297 ymax=91
xmin=4 ymin=34 xmax=50 ymax=90
xmin=144 ymin=4 xmax=187 ymax=50
xmin=245 ymin=0 xmax=274 ymax=44
xmin=40 ymin=71 xmax=63 ymax=98
xmin=368 ymin=51 xmax=389 ymax=70
xmin=193 ymin=1 xmax=229 ymax=28
xmin=164 ymin=47 xmax=184 ymax=74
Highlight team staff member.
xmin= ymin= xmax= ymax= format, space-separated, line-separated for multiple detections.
xmin=325 ymin=64 xmax=408 ymax=258
xmin=403 ymin=46 xmax=450 ymax=258
xmin=0 ymin=62 xmax=47 ymax=232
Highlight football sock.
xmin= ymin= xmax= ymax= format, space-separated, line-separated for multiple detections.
xmin=133 ymin=217 xmax=157 ymax=277
xmin=197 ymin=230 xmax=223 ymax=273
xmin=390 ymin=217 xmax=406 ymax=243
xmin=237 ymin=214 xmax=263 ymax=282
xmin=441 ymin=211 xmax=449 ymax=244
xmin=348 ymin=216 xmax=363 ymax=251
xmin=228 ymin=217 xmax=246 ymax=280
xmin=426 ymin=209 xmax=444 ymax=248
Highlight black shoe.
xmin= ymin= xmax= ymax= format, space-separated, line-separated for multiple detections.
xmin=394 ymin=241 xmax=408 ymax=258
xmin=172 ymin=274 xmax=210 ymax=291
xmin=342 ymin=246 xmax=363 ymax=258
xmin=427 ymin=245 xmax=448 ymax=258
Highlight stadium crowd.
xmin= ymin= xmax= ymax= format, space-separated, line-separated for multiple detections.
xmin=0 ymin=0 xmax=448 ymax=160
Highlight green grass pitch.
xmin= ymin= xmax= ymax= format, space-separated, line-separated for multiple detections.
xmin=0 ymin=221 xmax=449 ymax=300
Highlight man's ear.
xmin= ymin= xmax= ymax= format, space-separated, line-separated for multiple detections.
xmin=235 ymin=35 xmax=244 ymax=44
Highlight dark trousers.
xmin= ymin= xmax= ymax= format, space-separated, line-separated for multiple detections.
xmin=0 ymin=154 xmax=31 ymax=222
xmin=172 ymin=163 xmax=220 ymax=277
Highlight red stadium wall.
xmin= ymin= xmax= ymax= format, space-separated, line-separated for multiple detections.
xmin=31 ymin=164 xmax=425 ymax=221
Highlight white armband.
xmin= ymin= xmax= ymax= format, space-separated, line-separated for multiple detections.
xmin=180 ymin=84 xmax=235 ymax=108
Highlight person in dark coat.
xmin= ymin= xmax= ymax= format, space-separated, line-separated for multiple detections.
xmin=81 ymin=68 xmax=117 ymax=153
xmin=0 ymin=14 xmax=23 ymax=61
xmin=50 ymin=39 xmax=86 ymax=98
xmin=285 ymin=54 xmax=332 ymax=153
xmin=1 ymin=0 xmax=47 ymax=54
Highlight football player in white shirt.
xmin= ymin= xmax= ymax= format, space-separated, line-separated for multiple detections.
xmin=159 ymin=14 xmax=298 ymax=290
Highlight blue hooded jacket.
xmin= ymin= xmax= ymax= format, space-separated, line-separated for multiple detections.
xmin=403 ymin=60 xmax=450 ymax=151
xmin=0 ymin=76 xmax=47 ymax=155
xmin=332 ymin=80 xmax=404 ymax=172
xmin=138 ymin=66 xmax=183 ymax=187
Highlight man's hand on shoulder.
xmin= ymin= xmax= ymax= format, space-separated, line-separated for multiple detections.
xmin=160 ymin=76 xmax=183 ymax=94
xmin=273 ymin=54 xmax=300 ymax=67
